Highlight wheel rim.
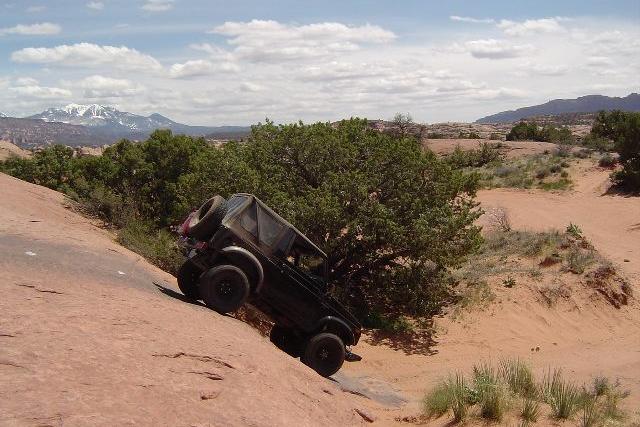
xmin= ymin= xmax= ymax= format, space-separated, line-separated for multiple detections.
xmin=216 ymin=280 xmax=236 ymax=301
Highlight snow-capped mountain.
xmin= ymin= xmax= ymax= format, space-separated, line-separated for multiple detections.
xmin=0 ymin=112 xmax=7 ymax=118
xmin=26 ymin=103 xmax=250 ymax=139
xmin=28 ymin=104 xmax=185 ymax=134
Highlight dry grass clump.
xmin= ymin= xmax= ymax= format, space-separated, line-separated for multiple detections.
xmin=423 ymin=360 xmax=630 ymax=425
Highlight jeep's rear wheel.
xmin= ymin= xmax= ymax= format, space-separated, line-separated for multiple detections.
xmin=200 ymin=265 xmax=250 ymax=314
xmin=188 ymin=196 xmax=228 ymax=241
xmin=176 ymin=259 xmax=201 ymax=300
xmin=302 ymin=333 xmax=345 ymax=377
xmin=270 ymin=325 xmax=303 ymax=358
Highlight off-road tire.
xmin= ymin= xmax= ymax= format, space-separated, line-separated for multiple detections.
xmin=187 ymin=196 xmax=228 ymax=241
xmin=200 ymin=265 xmax=250 ymax=314
xmin=176 ymin=259 xmax=202 ymax=300
xmin=302 ymin=333 xmax=345 ymax=377
xmin=270 ymin=325 xmax=303 ymax=358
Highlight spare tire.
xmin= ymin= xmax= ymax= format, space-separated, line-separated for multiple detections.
xmin=188 ymin=196 xmax=228 ymax=241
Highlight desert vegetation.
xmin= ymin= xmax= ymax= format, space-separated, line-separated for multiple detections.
xmin=0 ymin=118 xmax=482 ymax=321
xmin=506 ymin=121 xmax=574 ymax=144
xmin=444 ymin=142 xmax=575 ymax=191
xmin=423 ymin=359 xmax=630 ymax=425
xmin=590 ymin=110 xmax=640 ymax=191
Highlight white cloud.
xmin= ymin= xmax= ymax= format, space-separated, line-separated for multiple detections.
xmin=9 ymin=79 xmax=71 ymax=99
xmin=86 ymin=1 xmax=104 ymax=10
xmin=464 ymin=39 xmax=534 ymax=59
xmin=0 ymin=22 xmax=61 ymax=36
xmin=26 ymin=5 xmax=46 ymax=13
xmin=141 ymin=0 xmax=173 ymax=12
xmin=240 ymin=82 xmax=264 ymax=92
xmin=78 ymin=75 xmax=143 ymax=98
xmin=211 ymin=19 xmax=396 ymax=62
xmin=15 ymin=77 xmax=39 ymax=86
xmin=586 ymin=56 xmax=614 ymax=67
xmin=11 ymin=43 xmax=162 ymax=71
xmin=518 ymin=62 xmax=570 ymax=76
xmin=168 ymin=59 xmax=239 ymax=78
xmin=450 ymin=16 xmax=495 ymax=24
xmin=497 ymin=17 xmax=567 ymax=36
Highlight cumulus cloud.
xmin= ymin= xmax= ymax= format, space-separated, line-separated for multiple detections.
xmin=497 ymin=17 xmax=567 ymax=36
xmin=450 ymin=16 xmax=495 ymax=24
xmin=141 ymin=0 xmax=173 ymax=12
xmin=464 ymin=39 xmax=534 ymax=59
xmin=168 ymin=59 xmax=239 ymax=78
xmin=9 ymin=78 xmax=71 ymax=99
xmin=0 ymin=22 xmax=61 ymax=36
xmin=210 ymin=19 xmax=396 ymax=62
xmin=78 ymin=75 xmax=143 ymax=98
xmin=86 ymin=1 xmax=104 ymax=10
xmin=11 ymin=43 xmax=162 ymax=71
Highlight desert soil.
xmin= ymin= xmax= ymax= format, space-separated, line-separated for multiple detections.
xmin=1 ymin=142 xmax=639 ymax=426
xmin=0 ymin=140 xmax=31 ymax=161
xmin=342 ymin=152 xmax=640 ymax=425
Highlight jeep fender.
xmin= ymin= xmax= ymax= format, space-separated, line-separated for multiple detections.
xmin=220 ymin=246 xmax=264 ymax=291
xmin=314 ymin=316 xmax=354 ymax=346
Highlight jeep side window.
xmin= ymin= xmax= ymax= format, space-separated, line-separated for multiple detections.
xmin=286 ymin=238 xmax=326 ymax=280
xmin=239 ymin=203 xmax=257 ymax=237
xmin=257 ymin=206 xmax=285 ymax=247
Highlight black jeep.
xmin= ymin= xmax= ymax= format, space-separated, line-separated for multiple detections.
xmin=175 ymin=193 xmax=362 ymax=377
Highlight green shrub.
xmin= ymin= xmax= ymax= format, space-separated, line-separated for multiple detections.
xmin=591 ymin=110 xmax=640 ymax=191
xmin=582 ymin=134 xmax=615 ymax=152
xmin=580 ymin=396 xmax=602 ymax=427
xmin=473 ymin=363 xmax=510 ymax=421
xmin=566 ymin=223 xmax=583 ymax=238
xmin=598 ymin=153 xmax=617 ymax=168
xmin=423 ymin=382 xmax=452 ymax=418
xmin=117 ymin=220 xmax=183 ymax=273
xmin=500 ymin=359 xmax=537 ymax=398
xmin=565 ymin=247 xmax=595 ymax=274
xmin=541 ymin=369 xmax=581 ymax=419
xmin=506 ymin=122 xmax=574 ymax=143
xmin=521 ymin=397 xmax=540 ymax=424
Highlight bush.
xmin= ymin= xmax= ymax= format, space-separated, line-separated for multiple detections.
xmin=591 ymin=110 xmax=640 ymax=191
xmin=423 ymin=374 xmax=470 ymax=421
xmin=506 ymin=122 xmax=574 ymax=143
xmin=541 ymin=369 xmax=582 ymax=419
xmin=598 ymin=153 xmax=617 ymax=168
xmin=1 ymin=120 xmax=483 ymax=319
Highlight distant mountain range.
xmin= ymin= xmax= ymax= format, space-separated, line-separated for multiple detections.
xmin=0 ymin=104 xmax=251 ymax=149
xmin=0 ymin=112 xmax=7 ymax=118
xmin=476 ymin=93 xmax=640 ymax=123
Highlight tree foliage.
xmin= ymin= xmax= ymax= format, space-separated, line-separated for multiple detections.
xmin=591 ymin=110 xmax=640 ymax=190
xmin=1 ymin=119 xmax=482 ymax=318
xmin=506 ymin=122 xmax=573 ymax=143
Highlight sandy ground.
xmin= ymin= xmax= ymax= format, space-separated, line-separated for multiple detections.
xmin=0 ymin=140 xmax=31 ymax=161
xmin=342 ymin=158 xmax=640 ymax=425
xmin=0 ymin=173 xmax=367 ymax=427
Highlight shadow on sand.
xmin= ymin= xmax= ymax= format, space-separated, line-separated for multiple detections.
xmin=365 ymin=319 xmax=439 ymax=356
xmin=152 ymin=282 xmax=206 ymax=308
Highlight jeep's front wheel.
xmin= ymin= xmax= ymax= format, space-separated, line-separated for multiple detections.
xmin=176 ymin=259 xmax=201 ymax=300
xmin=302 ymin=333 xmax=345 ymax=377
xmin=200 ymin=265 xmax=250 ymax=314
xmin=270 ymin=325 xmax=303 ymax=358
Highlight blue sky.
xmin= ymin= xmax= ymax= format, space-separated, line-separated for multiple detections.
xmin=1 ymin=0 xmax=638 ymax=124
